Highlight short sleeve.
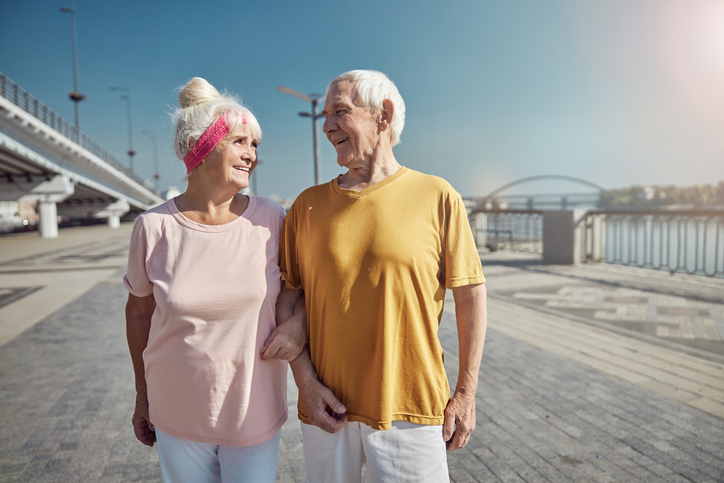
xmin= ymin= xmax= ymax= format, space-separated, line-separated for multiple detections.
xmin=274 ymin=203 xmax=286 ymax=245
xmin=123 ymin=216 xmax=154 ymax=297
xmin=443 ymin=191 xmax=485 ymax=289
xmin=278 ymin=202 xmax=302 ymax=290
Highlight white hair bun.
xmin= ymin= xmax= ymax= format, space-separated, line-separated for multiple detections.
xmin=178 ymin=77 xmax=221 ymax=109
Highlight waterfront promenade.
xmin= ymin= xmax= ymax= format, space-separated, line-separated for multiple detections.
xmin=0 ymin=224 xmax=723 ymax=482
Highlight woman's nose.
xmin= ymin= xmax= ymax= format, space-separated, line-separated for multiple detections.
xmin=241 ymin=147 xmax=254 ymax=161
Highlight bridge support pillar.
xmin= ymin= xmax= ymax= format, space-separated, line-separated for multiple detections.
xmin=542 ymin=209 xmax=588 ymax=264
xmin=15 ymin=175 xmax=75 ymax=239
xmin=108 ymin=215 xmax=121 ymax=229
xmin=95 ymin=199 xmax=130 ymax=229
xmin=38 ymin=199 xmax=59 ymax=238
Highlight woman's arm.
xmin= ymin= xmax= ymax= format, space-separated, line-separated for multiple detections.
xmin=125 ymin=293 xmax=156 ymax=446
xmin=261 ymin=285 xmax=307 ymax=361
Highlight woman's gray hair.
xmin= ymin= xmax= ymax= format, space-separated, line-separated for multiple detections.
xmin=174 ymin=77 xmax=262 ymax=161
xmin=328 ymin=70 xmax=406 ymax=146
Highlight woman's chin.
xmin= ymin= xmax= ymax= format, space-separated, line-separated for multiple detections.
xmin=226 ymin=173 xmax=249 ymax=190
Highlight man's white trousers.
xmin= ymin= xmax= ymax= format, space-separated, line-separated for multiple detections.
xmin=301 ymin=420 xmax=450 ymax=483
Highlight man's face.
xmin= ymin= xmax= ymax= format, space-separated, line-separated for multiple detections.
xmin=322 ymin=80 xmax=380 ymax=169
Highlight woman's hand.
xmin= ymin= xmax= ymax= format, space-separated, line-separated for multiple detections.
xmin=132 ymin=390 xmax=156 ymax=447
xmin=261 ymin=317 xmax=306 ymax=361
xmin=262 ymin=288 xmax=307 ymax=361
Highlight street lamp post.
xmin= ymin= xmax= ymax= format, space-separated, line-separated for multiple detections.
xmin=142 ymin=131 xmax=160 ymax=189
xmin=252 ymin=160 xmax=260 ymax=196
xmin=277 ymin=86 xmax=324 ymax=186
xmin=60 ymin=0 xmax=85 ymax=130
xmin=110 ymin=87 xmax=136 ymax=172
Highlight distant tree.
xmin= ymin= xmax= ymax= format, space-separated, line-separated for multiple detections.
xmin=600 ymin=181 xmax=723 ymax=209
xmin=658 ymin=185 xmax=680 ymax=205
xmin=716 ymin=181 xmax=724 ymax=205
xmin=679 ymin=184 xmax=716 ymax=205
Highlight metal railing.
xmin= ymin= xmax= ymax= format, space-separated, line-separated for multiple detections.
xmin=0 ymin=218 xmax=33 ymax=234
xmin=470 ymin=209 xmax=543 ymax=254
xmin=0 ymin=72 xmax=155 ymax=192
xmin=584 ymin=210 xmax=724 ymax=278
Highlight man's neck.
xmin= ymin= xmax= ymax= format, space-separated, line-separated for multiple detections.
xmin=339 ymin=151 xmax=402 ymax=192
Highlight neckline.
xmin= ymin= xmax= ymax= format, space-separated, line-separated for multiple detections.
xmin=332 ymin=166 xmax=408 ymax=199
xmin=168 ymin=196 xmax=255 ymax=232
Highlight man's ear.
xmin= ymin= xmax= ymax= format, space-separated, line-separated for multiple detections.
xmin=380 ymin=99 xmax=395 ymax=131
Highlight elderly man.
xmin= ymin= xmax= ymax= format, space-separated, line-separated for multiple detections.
xmin=278 ymin=70 xmax=487 ymax=482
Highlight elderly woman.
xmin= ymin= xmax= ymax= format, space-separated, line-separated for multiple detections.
xmin=124 ymin=77 xmax=304 ymax=483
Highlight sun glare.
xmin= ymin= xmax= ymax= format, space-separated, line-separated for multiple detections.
xmin=660 ymin=0 xmax=724 ymax=124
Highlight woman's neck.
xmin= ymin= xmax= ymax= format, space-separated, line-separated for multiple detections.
xmin=175 ymin=181 xmax=248 ymax=225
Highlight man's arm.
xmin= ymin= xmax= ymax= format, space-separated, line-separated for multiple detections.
xmin=261 ymin=286 xmax=307 ymax=361
xmin=267 ymin=285 xmax=348 ymax=433
xmin=126 ymin=293 xmax=157 ymax=447
xmin=443 ymin=282 xmax=487 ymax=451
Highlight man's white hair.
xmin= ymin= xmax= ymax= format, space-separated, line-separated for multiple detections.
xmin=328 ymin=70 xmax=406 ymax=146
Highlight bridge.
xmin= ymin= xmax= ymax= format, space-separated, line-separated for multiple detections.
xmin=0 ymin=72 xmax=164 ymax=238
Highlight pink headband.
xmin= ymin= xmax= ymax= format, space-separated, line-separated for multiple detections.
xmin=183 ymin=111 xmax=248 ymax=173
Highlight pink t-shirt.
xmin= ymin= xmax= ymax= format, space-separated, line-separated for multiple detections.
xmin=123 ymin=197 xmax=288 ymax=446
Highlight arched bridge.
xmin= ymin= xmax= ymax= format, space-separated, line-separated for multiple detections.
xmin=469 ymin=175 xmax=604 ymax=211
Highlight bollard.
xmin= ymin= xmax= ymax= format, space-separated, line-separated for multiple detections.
xmin=542 ymin=209 xmax=588 ymax=264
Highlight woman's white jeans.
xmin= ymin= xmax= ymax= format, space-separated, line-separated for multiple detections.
xmin=301 ymin=420 xmax=450 ymax=483
xmin=155 ymin=428 xmax=280 ymax=483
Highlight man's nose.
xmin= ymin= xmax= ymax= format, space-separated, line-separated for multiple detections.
xmin=323 ymin=116 xmax=335 ymax=135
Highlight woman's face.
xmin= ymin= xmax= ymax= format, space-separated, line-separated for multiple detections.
xmin=202 ymin=124 xmax=258 ymax=191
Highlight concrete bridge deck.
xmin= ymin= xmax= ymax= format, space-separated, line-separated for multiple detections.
xmin=0 ymin=225 xmax=722 ymax=482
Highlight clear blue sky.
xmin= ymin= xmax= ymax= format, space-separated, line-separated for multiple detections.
xmin=1 ymin=0 xmax=723 ymax=199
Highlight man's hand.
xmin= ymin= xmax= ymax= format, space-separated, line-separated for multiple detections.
xmin=132 ymin=390 xmax=156 ymax=447
xmin=290 ymin=348 xmax=348 ymax=433
xmin=443 ymin=391 xmax=476 ymax=451
xmin=298 ymin=377 xmax=348 ymax=433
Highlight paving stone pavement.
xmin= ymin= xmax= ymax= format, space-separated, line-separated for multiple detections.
xmin=1 ymin=228 xmax=723 ymax=482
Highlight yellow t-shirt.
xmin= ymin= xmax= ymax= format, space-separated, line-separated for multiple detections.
xmin=280 ymin=167 xmax=485 ymax=430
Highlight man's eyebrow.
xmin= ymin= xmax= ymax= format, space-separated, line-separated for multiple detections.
xmin=322 ymin=101 xmax=347 ymax=116
xmin=321 ymin=102 xmax=337 ymax=117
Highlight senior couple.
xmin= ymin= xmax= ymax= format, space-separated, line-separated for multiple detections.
xmin=124 ymin=70 xmax=487 ymax=483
